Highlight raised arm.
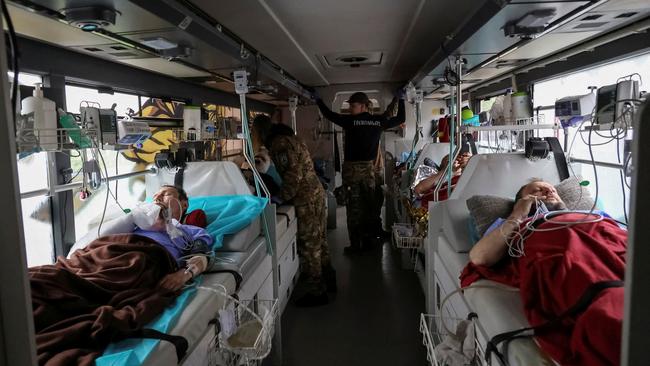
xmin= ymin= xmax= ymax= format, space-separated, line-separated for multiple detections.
xmin=383 ymin=98 xmax=406 ymax=129
xmin=469 ymin=195 xmax=536 ymax=267
xmin=316 ymin=99 xmax=349 ymax=127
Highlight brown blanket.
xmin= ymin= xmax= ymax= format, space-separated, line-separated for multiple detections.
xmin=30 ymin=234 xmax=180 ymax=366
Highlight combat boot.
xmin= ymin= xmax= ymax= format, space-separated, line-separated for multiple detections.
xmin=322 ymin=265 xmax=337 ymax=293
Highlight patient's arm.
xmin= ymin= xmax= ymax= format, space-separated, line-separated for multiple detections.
xmin=414 ymin=172 xmax=443 ymax=195
xmin=469 ymin=195 xmax=537 ymax=267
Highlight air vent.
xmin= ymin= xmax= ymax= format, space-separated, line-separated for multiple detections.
xmin=321 ymin=51 xmax=384 ymax=68
xmin=109 ymin=52 xmax=138 ymax=58
xmin=338 ymin=56 xmax=368 ymax=63
xmin=110 ymin=45 xmax=128 ymax=51
xmin=581 ymin=14 xmax=603 ymax=21
xmin=616 ymin=12 xmax=637 ymax=19
xmin=85 ymin=47 xmax=102 ymax=52
xmin=573 ymin=22 xmax=608 ymax=29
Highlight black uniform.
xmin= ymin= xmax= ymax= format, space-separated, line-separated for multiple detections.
xmin=316 ymin=98 xmax=405 ymax=248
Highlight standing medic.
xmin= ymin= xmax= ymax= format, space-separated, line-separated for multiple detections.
xmin=252 ymin=115 xmax=334 ymax=307
xmin=315 ymin=90 xmax=405 ymax=253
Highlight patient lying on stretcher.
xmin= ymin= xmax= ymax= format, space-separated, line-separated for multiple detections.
xmin=414 ymin=152 xmax=471 ymax=204
xmin=29 ymin=185 xmax=216 ymax=366
xmin=462 ymin=179 xmax=626 ymax=366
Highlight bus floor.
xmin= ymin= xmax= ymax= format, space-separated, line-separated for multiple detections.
xmin=279 ymin=207 xmax=426 ymax=365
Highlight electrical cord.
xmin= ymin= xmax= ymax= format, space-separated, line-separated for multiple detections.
xmin=437 ymin=283 xmax=519 ymax=335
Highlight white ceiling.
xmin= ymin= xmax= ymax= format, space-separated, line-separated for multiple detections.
xmin=190 ymin=0 xmax=478 ymax=86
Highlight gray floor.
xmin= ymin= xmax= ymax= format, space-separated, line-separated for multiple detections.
xmin=280 ymin=207 xmax=427 ymax=365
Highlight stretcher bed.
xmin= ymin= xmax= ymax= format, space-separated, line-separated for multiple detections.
xmin=143 ymin=161 xmax=298 ymax=365
xmin=426 ymin=153 xmax=562 ymax=365
xmin=68 ymin=161 xmax=297 ymax=366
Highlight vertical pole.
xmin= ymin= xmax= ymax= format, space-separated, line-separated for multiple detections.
xmin=43 ymin=74 xmax=75 ymax=256
xmin=0 ymin=19 xmax=38 ymax=366
xmin=622 ymin=100 xmax=650 ymax=365
xmin=237 ymin=83 xmax=282 ymax=365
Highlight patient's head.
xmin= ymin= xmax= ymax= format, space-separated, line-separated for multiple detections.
xmin=153 ymin=185 xmax=189 ymax=221
xmin=515 ymin=179 xmax=566 ymax=211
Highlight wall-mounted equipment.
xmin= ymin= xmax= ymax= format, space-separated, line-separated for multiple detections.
xmin=233 ymin=70 xmax=249 ymax=95
xmin=80 ymin=106 xmax=118 ymax=147
xmin=60 ymin=6 xmax=119 ymax=32
xmin=555 ymin=90 xmax=596 ymax=127
xmin=596 ymin=80 xmax=640 ymax=125
xmin=117 ymin=120 xmax=151 ymax=146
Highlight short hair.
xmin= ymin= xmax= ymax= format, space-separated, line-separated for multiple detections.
xmin=515 ymin=178 xmax=544 ymax=201
xmin=161 ymin=184 xmax=188 ymax=202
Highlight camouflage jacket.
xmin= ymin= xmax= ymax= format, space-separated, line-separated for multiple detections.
xmin=267 ymin=124 xmax=324 ymax=206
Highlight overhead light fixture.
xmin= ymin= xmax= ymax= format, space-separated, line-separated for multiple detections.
xmin=504 ymin=9 xmax=556 ymax=38
xmin=61 ymin=6 xmax=119 ymax=32
xmin=141 ymin=37 xmax=179 ymax=50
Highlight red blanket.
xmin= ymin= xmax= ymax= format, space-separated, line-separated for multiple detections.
xmin=460 ymin=213 xmax=627 ymax=366
xmin=30 ymin=234 xmax=180 ymax=366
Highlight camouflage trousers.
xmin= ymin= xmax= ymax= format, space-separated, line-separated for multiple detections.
xmin=371 ymin=165 xmax=385 ymax=234
xmin=295 ymin=188 xmax=330 ymax=294
xmin=342 ymin=161 xmax=376 ymax=245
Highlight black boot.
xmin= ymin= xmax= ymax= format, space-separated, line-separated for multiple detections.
xmin=295 ymin=291 xmax=329 ymax=307
xmin=322 ymin=266 xmax=337 ymax=293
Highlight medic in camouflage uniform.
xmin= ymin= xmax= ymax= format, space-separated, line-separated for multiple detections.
xmin=252 ymin=115 xmax=334 ymax=307
xmin=316 ymin=91 xmax=405 ymax=253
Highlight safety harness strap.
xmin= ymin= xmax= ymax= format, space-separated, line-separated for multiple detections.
xmin=545 ymin=137 xmax=570 ymax=180
xmin=462 ymin=133 xmax=478 ymax=155
xmin=125 ymin=328 xmax=189 ymax=363
xmin=485 ymin=280 xmax=624 ymax=366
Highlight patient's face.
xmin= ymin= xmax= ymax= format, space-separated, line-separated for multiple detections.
xmin=152 ymin=187 xmax=187 ymax=221
xmin=521 ymin=181 xmax=566 ymax=211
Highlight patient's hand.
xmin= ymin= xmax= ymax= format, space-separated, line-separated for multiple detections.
xmin=186 ymin=256 xmax=208 ymax=274
xmin=158 ymin=270 xmax=192 ymax=292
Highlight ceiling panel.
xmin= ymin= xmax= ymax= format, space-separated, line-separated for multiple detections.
xmin=500 ymin=31 xmax=598 ymax=60
xmin=190 ymin=0 xmax=478 ymax=86
xmin=118 ymin=58 xmax=212 ymax=77
xmin=7 ymin=3 xmax=109 ymax=47
xmin=24 ymin=0 xmax=174 ymax=34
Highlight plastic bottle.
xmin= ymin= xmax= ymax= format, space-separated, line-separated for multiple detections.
xmin=21 ymin=83 xmax=58 ymax=150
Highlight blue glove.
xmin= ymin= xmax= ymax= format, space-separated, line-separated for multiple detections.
xmin=271 ymin=196 xmax=284 ymax=205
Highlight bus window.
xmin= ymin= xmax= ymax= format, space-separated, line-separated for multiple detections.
xmin=533 ymin=52 xmax=650 ymax=221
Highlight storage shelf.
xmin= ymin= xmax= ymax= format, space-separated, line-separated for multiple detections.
xmin=462 ymin=123 xmax=560 ymax=133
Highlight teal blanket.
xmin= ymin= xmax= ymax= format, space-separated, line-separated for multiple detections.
xmin=95 ymin=195 xmax=267 ymax=365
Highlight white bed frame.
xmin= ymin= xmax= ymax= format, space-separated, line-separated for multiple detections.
xmin=425 ymin=153 xmax=562 ymax=365
xmin=141 ymin=161 xmax=299 ymax=365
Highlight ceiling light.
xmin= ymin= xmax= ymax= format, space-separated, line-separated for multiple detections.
xmin=504 ymin=9 xmax=556 ymax=38
xmin=61 ymin=6 xmax=119 ymax=32
xmin=141 ymin=37 xmax=179 ymax=50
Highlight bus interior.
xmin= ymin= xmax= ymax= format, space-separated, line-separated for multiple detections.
xmin=1 ymin=0 xmax=649 ymax=365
